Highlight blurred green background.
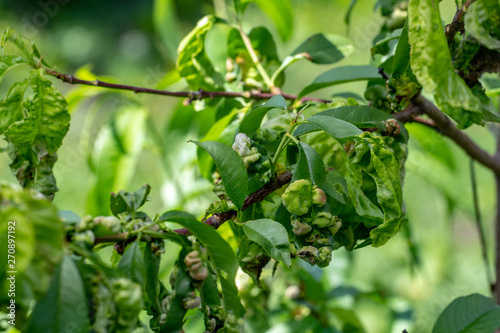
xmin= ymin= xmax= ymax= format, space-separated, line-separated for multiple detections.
xmin=0 ymin=0 xmax=497 ymax=332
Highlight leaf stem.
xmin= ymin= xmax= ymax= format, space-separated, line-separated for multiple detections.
xmin=237 ymin=26 xmax=276 ymax=92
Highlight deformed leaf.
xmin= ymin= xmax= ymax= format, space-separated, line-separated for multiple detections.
xmin=465 ymin=0 xmax=500 ymax=50
xmin=242 ymin=219 xmax=292 ymax=267
xmin=190 ymin=140 xmax=247 ymax=210
xmin=293 ymin=142 xmax=326 ymax=187
xmin=299 ymin=65 xmax=385 ymax=97
xmin=408 ymin=0 xmax=483 ymax=128
xmin=0 ymin=56 xmax=28 ymax=83
xmin=176 ymin=15 xmax=224 ymax=91
xmin=4 ymin=70 xmax=70 ymax=199
xmin=0 ymin=80 xmax=28 ymax=133
xmin=158 ymin=210 xmax=245 ymax=317
xmin=432 ymin=294 xmax=500 ymax=333
xmin=239 ymin=95 xmax=287 ymax=138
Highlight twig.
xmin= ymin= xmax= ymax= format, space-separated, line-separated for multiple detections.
xmin=412 ymin=94 xmax=500 ymax=174
xmin=470 ymin=159 xmax=494 ymax=294
xmin=445 ymin=0 xmax=477 ymax=45
xmin=44 ymin=68 xmax=330 ymax=104
xmin=173 ymin=170 xmax=293 ymax=235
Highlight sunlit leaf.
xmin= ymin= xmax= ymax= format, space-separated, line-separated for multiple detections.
xmin=0 ymin=80 xmax=28 ymax=133
xmin=239 ymin=95 xmax=287 ymax=138
xmin=0 ymin=56 xmax=28 ymax=83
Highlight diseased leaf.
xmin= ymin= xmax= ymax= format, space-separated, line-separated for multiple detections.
xmin=408 ymin=0 xmax=483 ymax=128
xmin=4 ymin=70 xmax=70 ymax=199
xmin=432 ymin=294 xmax=500 ymax=333
xmin=293 ymin=142 xmax=326 ymax=187
xmin=254 ymin=0 xmax=293 ymax=41
xmin=465 ymin=0 xmax=500 ymax=50
xmin=243 ymin=219 xmax=292 ymax=267
xmin=239 ymin=95 xmax=287 ymax=138
xmin=0 ymin=80 xmax=28 ymax=133
xmin=27 ymin=255 xmax=89 ymax=333
xmin=299 ymin=65 xmax=385 ymax=97
xmin=0 ymin=56 xmax=28 ymax=83
xmin=291 ymin=34 xmax=344 ymax=64
xmin=0 ymin=184 xmax=64 ymax=326
xmin=176 ymin=15 xmax=224 ymax=91
xmin=158 ymin=210 xmax=245 ymax=317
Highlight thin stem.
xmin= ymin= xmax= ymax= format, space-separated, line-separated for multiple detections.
xmin=470 ymin=159 xmax=494 ymax=293
xmin=237 ymin=26 xmax=275 ymax=91
xmin=44 ymin=68 xmax=329 ymax=104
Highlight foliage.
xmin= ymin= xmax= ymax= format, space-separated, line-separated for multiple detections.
xmin=1 ymin=0 xmax=500 ymax=332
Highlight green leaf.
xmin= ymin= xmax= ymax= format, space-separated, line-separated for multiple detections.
xmin=176 ymin=15 xmax=224 ymax=91
xmin=87 ymin=107 xmax=148 ymax=215
xmin=4 ymin=70 xmax=70 ymax=199
xmin=293 ymin=142 xmax=326 ymax=187
xmin=344 ymin=0 xmax=359 ymax=27
xmin=197 ymin=108 xmax=239 ymax=180
xmin=118 ymin=239 xmax=147 ymax=284
xmin=228 ymin=27 xmax=280 ymax=64
xmin=322 ymin=170 xmax=347 ymax=204
xmin=408 ymin=0 xmax=484 ymax=129
xmin=254 ymin=0 xmax=293 ymax=42
xmin=158 ymin=210 xmax=245 ymax=317
xmin=190 ymin=140 xmax=247 ymax=210
xmin=234 ymin=0 xmax=254 ymax=14
xmin=0 ymin=184 xmax=64 ymax=327
xmin=0 ymin=80 xmax=28 ymax=134
xmin=465 ymin=0 xmax=500 ymax=50
xmin=306 ymin=114 xmax=363 ymax=140
xmin=143 ymin=243 xmax=163 ymax=314
xmin=1 ymin=28 xmax=36 ymax=66
xmin=110 ymin=184 xmax=151 ymax=217
xmin=242 ymin=219 xmax=292 ymax=267
xmin=298 ymin=65 xmax=385 ymax=98
xmin=153 ymin=0 xmax=182 ymax=61
xmin=27 ymin=255 xmax=89 ymax=333
xmin=371 ymin=29 xmax=402 ymax=57
xmin=432 ymin=294 xmax=500 ymax=333
xmin=239 ymin=95 xmax=287 ymax=138
xmin=0 ymin=56 xmax=28 ymax=83
xmin=331 ymin=307 xmax=366 ymax=333
xmin=291 ymin=34 xmax=344 ymax=64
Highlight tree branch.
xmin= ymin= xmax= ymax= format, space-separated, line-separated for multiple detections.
xmin=94 ymin=171 xmax=293 ymax=245
xmin=44 ymin=68 xmax=330 ymax=104
xmin=445 ymin=0 xmax=477 ymax=45
xmin=412 ymin=94 xmax=500 ymax=174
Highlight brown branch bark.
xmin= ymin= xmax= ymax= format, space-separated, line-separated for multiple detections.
xmin=44 ymin=68 xmax=330 ymax=104
xmin=94 ymin=171 xmax=293 ymax=244
xmin=445 ymin=0 xmax=477 ymax=45
xmin=412 ymin=94 xmax=500 ymax=174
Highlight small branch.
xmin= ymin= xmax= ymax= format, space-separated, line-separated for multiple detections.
xmin=445 ymin=0 xmax=477 ymax=45
xmin=173 ymin=170 xmax=293 ymax=235
xmin=412 ymin=94 xmax=500 ymax=174
xmin=44 ymin=68 xmax=330 ymax=104
xmin=237 ymin=26 xmax=276 ymax=92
